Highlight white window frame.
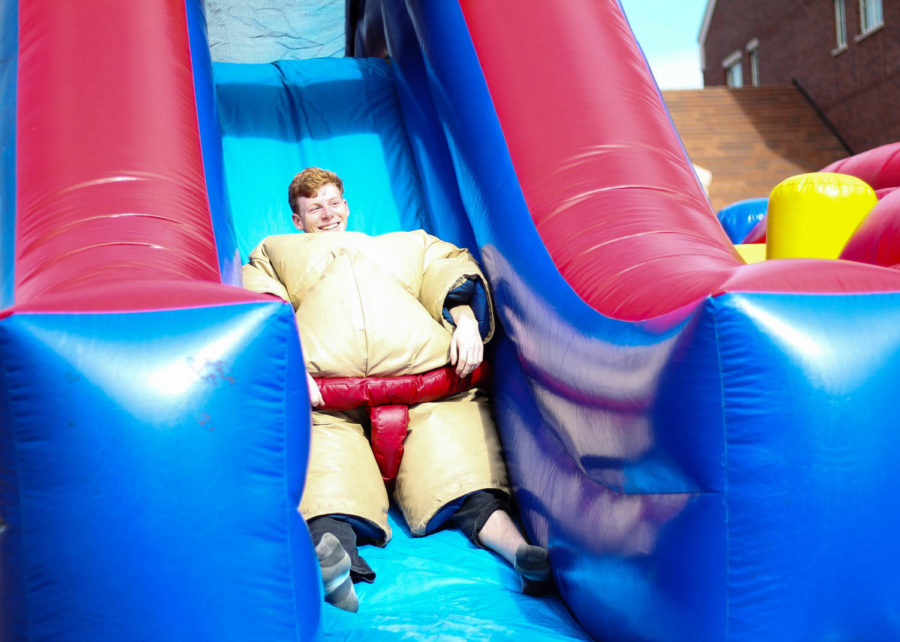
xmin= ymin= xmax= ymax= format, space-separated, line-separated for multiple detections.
xmin=834 ymin=0 xmax=848 ymax=52
xmin=858 ymin=0 xmax=884 ymax=37
xmin=746 ymin=39 xmax=760 ymax=86
xmin=723 ymin=50 xmax=743 ymax=88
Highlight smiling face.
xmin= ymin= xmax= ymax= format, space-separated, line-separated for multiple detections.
xmin=292 ymin=182 xmax=349 ymax=233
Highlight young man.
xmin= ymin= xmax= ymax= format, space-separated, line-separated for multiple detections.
xmin=243 ymin=167 xmax=550 ymax=611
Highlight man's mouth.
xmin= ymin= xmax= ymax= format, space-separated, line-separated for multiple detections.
xmin=319 ymin=222 xmax=341 ymax=231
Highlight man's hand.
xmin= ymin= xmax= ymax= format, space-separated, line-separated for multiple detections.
xmin=306 ymin=371 xmax=324 ymax=408
xmin=448 ymin=305 xmax=483 ymax=377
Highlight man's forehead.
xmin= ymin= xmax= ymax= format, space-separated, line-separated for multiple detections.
xmin=312 ymin=183 xmax=341 ymax=198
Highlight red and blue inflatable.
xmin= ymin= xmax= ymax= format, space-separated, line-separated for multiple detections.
xmin=3 ymin=1 xmax=900 ymax=640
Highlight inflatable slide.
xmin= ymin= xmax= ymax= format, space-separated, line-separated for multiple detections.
xmin=3 ymin=1 xmax=900 ymax=640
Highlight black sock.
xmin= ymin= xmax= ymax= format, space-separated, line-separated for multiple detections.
xmin=514 ymin=544 xmax=553 ymax=596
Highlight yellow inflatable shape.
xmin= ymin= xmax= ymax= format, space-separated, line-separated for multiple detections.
xmin=766 ymin=172 xmax=877 ymax=260
xmin=735 ymin=243 xmax=767 ymax=264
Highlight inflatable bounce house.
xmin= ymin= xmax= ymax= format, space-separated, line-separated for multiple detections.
xmin=3 ymin=1 xmax=900 ymax=640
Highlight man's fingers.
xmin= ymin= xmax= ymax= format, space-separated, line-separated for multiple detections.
xmin=457 ymin=349 xmax=477 ymax=376
xmin=455 ymin=350 xmax=466 ymax=376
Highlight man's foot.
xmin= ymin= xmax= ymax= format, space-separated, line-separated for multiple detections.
xmin=514 ymin=544 xmax=553 ymax=596
xmin=316 ymin=532 xmax=359 ymax=612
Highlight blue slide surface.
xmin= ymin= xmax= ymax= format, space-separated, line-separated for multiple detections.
xmin=214 ymin=53 xmax=590 ymax=640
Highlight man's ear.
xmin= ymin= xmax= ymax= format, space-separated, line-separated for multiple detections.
xmin=292 ymin=212 xmax=305 ymax=232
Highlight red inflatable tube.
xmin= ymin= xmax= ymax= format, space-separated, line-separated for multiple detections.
xmin=827 ymin=143 xmax=900 ymax=268
xmin=823 ymin=142 xmax=900 ymax=192
xmin=13 ymin=0 xmax=265 ymax=314
xmin=459 ymin=0 xmax=900 ymax=320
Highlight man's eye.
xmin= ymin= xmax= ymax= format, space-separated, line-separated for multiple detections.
xmin=309 ymin=206 xmax=321 ymax=212
xmin=330 ymin=201 xmax=340 ymax=207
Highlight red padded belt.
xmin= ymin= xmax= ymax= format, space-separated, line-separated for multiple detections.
xmin=314 ymin=363 xmax=490 ymax=487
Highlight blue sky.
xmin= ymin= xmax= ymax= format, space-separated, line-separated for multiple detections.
xmin=619 ymin=0 xmax=709 ymax=89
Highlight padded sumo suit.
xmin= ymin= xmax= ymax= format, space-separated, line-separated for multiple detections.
xmin=242 ymin=230 xmax=510 ymax=543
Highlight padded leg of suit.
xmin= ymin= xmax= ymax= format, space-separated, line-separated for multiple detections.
xmin=299 ymin=408 xmax=392 ymax=543
xmin=394 ymin=389 xmax=510 ymax=535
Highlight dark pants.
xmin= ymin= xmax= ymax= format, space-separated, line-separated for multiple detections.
xmin=308 ymin=490 xmax=508 ymax=582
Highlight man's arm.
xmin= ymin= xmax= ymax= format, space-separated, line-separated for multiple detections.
xmin=419 ymin=233 xmax=495 ymax=342
xmin=242 ymin=240 xmax=323 ymax=407
xmin=243 ymin=241 xmax=291 ymax=302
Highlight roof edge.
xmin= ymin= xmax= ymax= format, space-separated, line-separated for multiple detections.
xmin=697 ymin=0 xmax=716 ymax=72
xmin=697 ymin=0 xmax=716 ymax=46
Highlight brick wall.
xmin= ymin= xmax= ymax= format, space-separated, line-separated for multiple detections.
xmin=663 ymin=86 xmax=848 ymax=211
xmin=701 ymin=0 xmax=900 ymax=152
